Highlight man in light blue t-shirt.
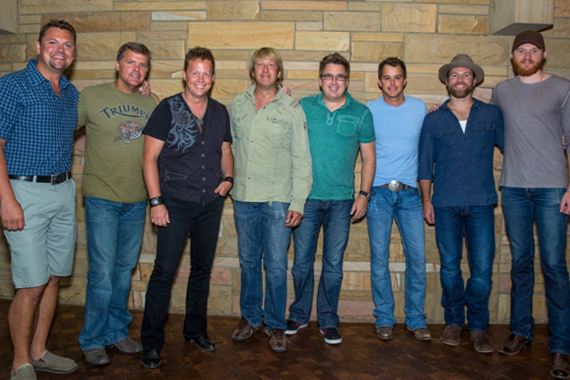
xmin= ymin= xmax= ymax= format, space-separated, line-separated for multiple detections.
xmin=285 ymin=53 xmax=375 ymax=345
xmin=366 ymin=57 xmax=431 ymax=342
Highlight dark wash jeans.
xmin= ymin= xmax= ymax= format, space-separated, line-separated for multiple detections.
xmin=141 ymin=194 xmax=224 ymax=352
xmin=288 ymin=199 xmax=353 ymax=329
xmin=502 ymin=187 xmax=570 ymax=355
xmin=434 ymin=205 xmax=495 ymax=331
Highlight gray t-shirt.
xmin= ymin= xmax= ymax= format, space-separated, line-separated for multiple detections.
xmin=492 ymin=74 xmax=570 ymax=188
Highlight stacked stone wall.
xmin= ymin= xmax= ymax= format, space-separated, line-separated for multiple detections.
xmin=1 ymin=0 xmax=570 ymax=323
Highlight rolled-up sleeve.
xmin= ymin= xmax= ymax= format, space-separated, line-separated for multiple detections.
xmin=289 ymin=106 xmax=312 ymax=214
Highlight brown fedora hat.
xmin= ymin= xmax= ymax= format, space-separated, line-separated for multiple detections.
xmin=438 ymin=54 xmax=484 ymax=84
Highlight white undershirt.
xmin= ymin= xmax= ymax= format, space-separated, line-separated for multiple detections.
xmin=459 ymin=120 xmax=467 ymax=133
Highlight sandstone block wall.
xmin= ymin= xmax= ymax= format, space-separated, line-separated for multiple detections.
xmin=1 ymin=0 xmax=570 ymax=324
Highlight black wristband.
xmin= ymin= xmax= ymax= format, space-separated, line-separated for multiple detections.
xmin=223 ymin=176 xmax=234 ymax=185
xmin=359 ymin=190 xmax=371 ymax=201
xmin=149 ymin=196 xmax=164 ymax=207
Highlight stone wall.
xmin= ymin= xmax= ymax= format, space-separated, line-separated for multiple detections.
xmin=1 ymin=0 xmax=570 ymax=324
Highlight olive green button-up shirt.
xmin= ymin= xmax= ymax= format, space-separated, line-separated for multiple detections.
xmin=229 ymin=85 xmax=312 ymax=214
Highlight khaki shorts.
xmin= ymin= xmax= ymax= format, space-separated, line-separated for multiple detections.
xmin=3 ymin=179 xmax=77 ymax=289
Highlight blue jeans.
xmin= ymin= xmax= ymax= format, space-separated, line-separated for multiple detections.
xmin=79 ymin=197 xmax=146 ymax=351
xmin=288 ymin=199 xmax=353 ymax=329
xmin=234 ymin=201 xmax=291 ymax=331
xmin=367 ymin=187 xmax=427 ymax=329
xmin=502 ymin=187 xmax=570 ymax=355
xmin=141 ymin=195 xmax=224 ymax=352
xmin=434 ymin=205 xmax=495 ymax=331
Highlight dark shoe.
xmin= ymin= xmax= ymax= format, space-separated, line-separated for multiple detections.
xmin=84 ymin=348 xmax=110 ymax=366
xmin=551 ymin=353 xmax=570 ymax=379
xmin=498 ymin=334 xmax=532 ymax=356
xmin=32 ymin=350 xmax=78 ymax=374
xmin=232 ymin=317 xmax=260 ymax=341
xmin=10 ymin=364 xmax=37 ymax=380
xmin=407 ymin=326 xmax=432 ymax=341
xmin=320 ymin=327 xmax=342 ymax=344
xmin=376 ymin=326 xmax=393 ymax=341
xmin=266 ymin=329 xmax=288 ymax=352
xmin=470 ymin=331 xmax=494 ymax=354
xmin=442 ymin=325 xmax=462 ymax=347
xmin=141 ymin=350 xmax=161 ymax=369
xmin=285 ymin=320 xmax=308 ymax=335
xmin=186 ymin=335 xmax=216 ymax=351
xmin=110 ymin=337 xmax=143 ymax=354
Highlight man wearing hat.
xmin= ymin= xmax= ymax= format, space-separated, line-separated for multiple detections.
xmin=418 ymin=54 xmax=504 ymax=353
xmin=492 ymin=30 xmax=570 ymax=379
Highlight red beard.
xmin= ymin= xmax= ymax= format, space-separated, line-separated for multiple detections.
xmin=512 ymin=57 xmax=544 ymax=76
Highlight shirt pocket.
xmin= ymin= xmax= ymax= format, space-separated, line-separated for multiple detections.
xmin=470 ymin=122 xmax=495 ymax=157
xmin=433 ymin=127 xmax=458 ymax=160
xmin=335 ymin=115 xmax=359 ymax=137
xmin=265 ymin=114 xmax=291 ymax=149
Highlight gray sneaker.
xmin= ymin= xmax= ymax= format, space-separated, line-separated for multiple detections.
xmin=110 ymin=337 xmax=143 ymax=354
xmin=376 ymin=326 xmax=393 ymax=341
xmin=10 ymin=365 xmax=37 ymax=380
xmin=32 ymin=351 xmax=78 ymax=373
xmin=84 ymin=348 xmax=110 ymax=366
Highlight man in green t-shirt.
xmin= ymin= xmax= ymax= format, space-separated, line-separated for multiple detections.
xmin=285 ymin=53 xmax=375 ymax=344
xmin=77 ymin=42 xmax=157 ymax=366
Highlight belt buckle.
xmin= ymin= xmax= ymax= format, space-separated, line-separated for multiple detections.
xmin=50 ymin=173 xmax=65 ymax=185
xmin=388 ymin=180 xmax=404 ymax=192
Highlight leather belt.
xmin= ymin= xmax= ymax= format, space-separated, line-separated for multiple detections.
xmin=380 ymin=180 xmax=414 ymax=192
xmin=9 ymin=172 xmax=71 ymax=185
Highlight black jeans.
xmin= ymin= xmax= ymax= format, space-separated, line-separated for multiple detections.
xmin=141 ymin=195 xmax=224 ymax=351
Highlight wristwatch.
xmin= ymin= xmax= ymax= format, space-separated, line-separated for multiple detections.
xmin=359 ymin=190 xmax=371 ymax=201
xmin=223 ymin=176 xmax=234 ymax=185
xmin=149 ymin=196 xmax=164 ymax=207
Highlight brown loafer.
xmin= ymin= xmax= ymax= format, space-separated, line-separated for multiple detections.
xmin=442 ymin=325 xmax=462 ymax=347
xmin=266 ymin=329 xmax=288 ymax=353
xmin=469 ymin=331 xmax=494 ymax=354
xmin=232 ymin=317 xmax=260 ymax=342
xmin=551 ymin=353 xmax=570 ymax=379
xmin=406 ymin=326 xmax=432 ymax=341
xmin=498 ymin=333 xmax=532 ymax=356
xmin=376 ymin=326 xmax=393 ymax=341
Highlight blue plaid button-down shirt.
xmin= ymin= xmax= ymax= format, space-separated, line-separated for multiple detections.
xmin=0 ymin=59 xmax=78 ymax=176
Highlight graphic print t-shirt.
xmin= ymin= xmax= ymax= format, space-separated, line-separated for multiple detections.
xmin=78 ymin=82 xmax=157 ymax=202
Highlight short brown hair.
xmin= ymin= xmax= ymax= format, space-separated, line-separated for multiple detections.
xmin=116 ymin=42 xmax=152 ymax=68
xmin=184 ymin=46 xmax=215 ymax=74
xmin=378 ymin=57 xmax=406 ymax=80
xmin=319 ymin=53 xmax=350 ymax=78
xmin=38 ymin=19 xmax=76 ymax=44
xmin=249 ymin=47 xmax=284 ymax=84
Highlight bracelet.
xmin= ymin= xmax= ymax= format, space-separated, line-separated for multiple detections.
xmin=149 ymin=196 xmax=164 ymax=207
xmin=223 ymin=176 xmax=234 ymax=185
xmin=359 ymin=190 xmax=371 ymax=201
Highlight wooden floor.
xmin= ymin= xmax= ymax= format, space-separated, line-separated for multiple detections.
xmin=0 ymin=299 xmax=555 ymax=380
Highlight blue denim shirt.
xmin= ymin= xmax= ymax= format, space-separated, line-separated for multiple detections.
xmin=418 ymin=98 xmax=504 ymax=207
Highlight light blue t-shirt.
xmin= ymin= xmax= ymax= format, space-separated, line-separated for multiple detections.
xmin=367 ymin=95 xmax=426 ymax=188
xmin=300 ymin=92 xmax=375 ymax=200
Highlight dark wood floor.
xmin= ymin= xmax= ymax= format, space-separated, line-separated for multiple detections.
xmin=0 ymin=298 xmax=555 ymax=380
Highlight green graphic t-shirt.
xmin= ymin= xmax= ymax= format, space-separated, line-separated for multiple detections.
xmin=78 ymin=82 xmax=157 ymax=203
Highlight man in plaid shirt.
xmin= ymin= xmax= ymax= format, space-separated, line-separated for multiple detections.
xmin=0 ymin=20 xmax=79 ymax=380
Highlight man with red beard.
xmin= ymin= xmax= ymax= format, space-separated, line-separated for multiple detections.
xmin=418 ymin=54 xmax=504 ymax=354
xmin=492 ymin=30 xmax=570 ymax=379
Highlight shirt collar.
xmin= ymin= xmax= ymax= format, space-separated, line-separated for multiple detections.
xmin=440 ymin=97 xmax=482 ymax=112
xmin=245 ymin=83 xmax=285 ymax=103
xmin=27 ymin=58 xmax=72 ymax=90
